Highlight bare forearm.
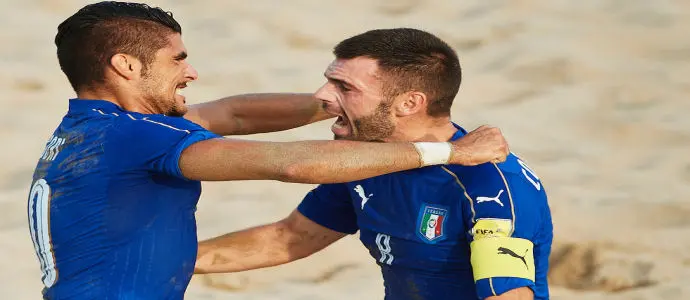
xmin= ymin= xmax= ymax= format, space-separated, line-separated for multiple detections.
xmin=195 ymin=224 xmax=296 ymax=274
xmin=226 ymin=93 xmax=333 ymax=134
xmin=185 ymin=93 xmax=333 ymax=136
xmin=180 ymin=138 xmax=422 ymax=183
xmin=181 ymin=125 xmax=511 ymax=182
xmin=195 ymin=210 xmax=343 ymax=274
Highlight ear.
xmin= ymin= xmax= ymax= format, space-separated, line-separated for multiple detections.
xmin=109 ymin=53 xmax=143 ymax=80
xmin=393 ymin=91 xmax=427 ymax=117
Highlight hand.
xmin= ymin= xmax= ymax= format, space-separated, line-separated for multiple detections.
xmin=449 ymin=125 xmax=509 ymax=166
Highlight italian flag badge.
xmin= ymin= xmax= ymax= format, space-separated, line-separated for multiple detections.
xmin=418 ymin=204 xmax=448 ymax=243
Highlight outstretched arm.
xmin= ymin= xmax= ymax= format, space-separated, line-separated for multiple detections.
xmin=195 ymin=210 xmax=345 ymax=274
xmin=179 ymin=125 xmax=509 ymax=183
xmin=185 ymin=93 xmax=333 ymax=136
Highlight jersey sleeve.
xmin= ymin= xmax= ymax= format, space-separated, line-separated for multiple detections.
xmin=297 ymin=183 xmax=358 ymax=234
xmin=458 ymin=162 xmax=546 ymax=299
xmin=109 ymin=116 xmax=221 ymax=179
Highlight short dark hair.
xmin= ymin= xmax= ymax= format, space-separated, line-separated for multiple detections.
xmin=333 ymin=28 xmax=462 ymax=117
xmin=55 ymin=1 xmax=182 ymax=92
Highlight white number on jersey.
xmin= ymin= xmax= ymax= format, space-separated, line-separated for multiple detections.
xmin=375 ymin=233 xmax=394 ymax=265
xmin=27 ymin=179 xmax=58 ymax=288
xmin=517 ymin=159 xmax=541 ymax=191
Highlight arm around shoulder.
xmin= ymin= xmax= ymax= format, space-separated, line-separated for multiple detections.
xmin=178 ymin=125 xmax=510 ymax=184
xmin=178 ymin=137 xmax=423 ymax=183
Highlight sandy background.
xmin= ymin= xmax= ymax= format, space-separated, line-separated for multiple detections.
xmin=1 ymin=0 xmax=689 ymax=299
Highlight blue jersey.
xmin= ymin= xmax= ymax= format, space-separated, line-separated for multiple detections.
xmin=26 ymin=99 xmax=220 ymax=299
xmin=298 ymin=125 xmax=553 ymax=300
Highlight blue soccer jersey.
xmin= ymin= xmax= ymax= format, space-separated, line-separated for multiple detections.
xmin=26 ymin=99 xmax=220 ymax=299
xmin=298 ymin=124 xmax=553 ymax=300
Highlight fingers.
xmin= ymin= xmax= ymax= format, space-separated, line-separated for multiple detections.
xmin=448 ymin=124 xmax=510 ymax=166
xmin=476 ymin=123 xmax=509 ymax=146
xmin=475 ymin=125 xmax=509 ymax=164
xmin=490 ymin=155 xmax=507 ymax=164
xmin=492 ymin=127 xmax=510 ymax=164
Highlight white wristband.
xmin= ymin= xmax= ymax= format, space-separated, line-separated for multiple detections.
xmin=413 ymin=142 xmax=453 ymax=167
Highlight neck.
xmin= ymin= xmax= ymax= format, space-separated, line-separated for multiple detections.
xmin=77 ymin=85 xmax=157 ymax=114
xmin=386 ymin=115 xmax=458 ymax=142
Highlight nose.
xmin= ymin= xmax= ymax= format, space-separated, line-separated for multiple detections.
xmin=314 ymin=82 xmax=344 ymax=115
xmin=314 ymin=82 xmax=336 ymax=103
xmin=186 ymin=64 xmax=199 ymax=81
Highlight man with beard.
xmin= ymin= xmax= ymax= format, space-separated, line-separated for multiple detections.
xmin=195 ymin=28 xmax=553 ymax=300
xmin=27 ymin=3 xmax=509 ymax=299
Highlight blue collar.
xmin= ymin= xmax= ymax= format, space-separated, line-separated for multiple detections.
xmin=449 ymin=122 xmax=468 ymax=141
xmin=68 ymin=98 xmax=125 ymax=114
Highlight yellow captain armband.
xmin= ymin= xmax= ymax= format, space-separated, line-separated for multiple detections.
xmin=470 ymin=219 xmax=535 ymax=282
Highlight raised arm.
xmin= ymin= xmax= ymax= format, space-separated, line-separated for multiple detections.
xmin=195 ymin=210 xmax=345 ymax=274
xmin=179 ymin=125 xmax=509 ymax=183
xmin=184 ymin=93 xmax=333 ymax=136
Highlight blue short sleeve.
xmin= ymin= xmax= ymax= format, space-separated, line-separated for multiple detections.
xmin=297 ymin=183 xmax=358 ymax=234
xmin=471 ymin=166 xmax=551 ymax=299
xmin=452 ymin=159 xmax=548 ymax=299
xmin=109 ymin=115 xmax=221 ymax=179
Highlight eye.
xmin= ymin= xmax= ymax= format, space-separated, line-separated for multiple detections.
xmin=173 ymin=52 xmax=188 ymax=62
xmin=336 ymin=81 xmax=351 ymax=92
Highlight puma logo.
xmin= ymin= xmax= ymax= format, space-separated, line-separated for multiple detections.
xmin=354 ymin=185 xmax=373 ymax=210
xmin=476 ymin=190 xmax=504 ymax=207
xmin=497 ymin=247 xmax=529 ymax=269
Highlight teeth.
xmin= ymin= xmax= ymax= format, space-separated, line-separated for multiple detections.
xmin=176 ymin=88 xmax=184 ymax=96
xmin=333 ymin=116 xmax=349 ymax=129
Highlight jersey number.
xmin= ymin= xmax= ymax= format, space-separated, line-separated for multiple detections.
xmin=517 ymin=159 xmax=541 ymax=191
xmin=28 ymin=179 xmax=58 ymax=288
xmin=375 ymin=233 xmax=394 ymax=265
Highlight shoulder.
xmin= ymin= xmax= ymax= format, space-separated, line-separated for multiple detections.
xmin=106 ymin=112 xmax=215 ymax=142
xmin=102 ymin=112 xmax=220 ymax=163
xmin=443 ymin=154 xmax=547 ymax=221
xmin=113 ymin=112 xmax=207 ymax=133
xmin=444 ymin=153 xmax=542 ymax=193
xmin=443 ymin=161 xmax=506 ymax=196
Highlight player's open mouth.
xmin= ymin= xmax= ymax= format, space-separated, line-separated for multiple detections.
xmin=176 ymin=84 xmax=187 ymax=103
xmin=176 ymin=84 xmax=187 ymax=95
xmin=331 ymin=115 xmax=351 ymax=136
xmin=333 ymin=115 xmax=349 ymax=129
